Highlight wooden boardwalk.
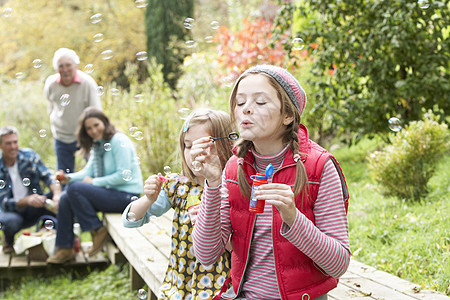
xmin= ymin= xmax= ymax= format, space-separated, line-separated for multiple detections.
xmin=0 ymin=241 xmax=109 ymax=283
xmin=105 ymin=212 xmax=449 ymax=300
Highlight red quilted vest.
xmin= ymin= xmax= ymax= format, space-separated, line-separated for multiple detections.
xmin=220 ymin=124 xmax=349 ymax=300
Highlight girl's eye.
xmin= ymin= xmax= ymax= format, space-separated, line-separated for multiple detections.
xmin=256 ymin=97 xmax=267 ymax=105
xmin=236 ymin=97 xmax=245 ymax=106
xmin=184 ymin=144 xmax=192 ymax=149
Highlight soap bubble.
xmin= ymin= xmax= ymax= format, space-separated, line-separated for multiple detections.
xmin=135 ymin=0 xmax=148 ymax=8
xmin=136 ymin=51 xmax=148 ymax=61
xmin=210 ymin=20 xmax=220 ymax=30
xmin=44 ymin=220 xmax=55 ymax=230
xmin=129 ymin=126 xmax=139 ymax=133
xmin=178 ymin=108 xmax=190 ymax=120
xmin=137 ymin=288 xmax=147 ymax=299
xmin=93 ymin=33 xmax=104 ymax=43
xmin=2 ymin=7 xmax=13 ymax=18
xmin=388 ymin=117 xmax=402 ymax=132
xmin=133 ymin=131 xmax=144 ymax=141
xmin=131 ymin=196 xmax=139 ymax=202
xmin=122 ymin=170 xmax=133 ymax=181
xmin=101 ymin=50 xmax=114 ymax=60
xmin=60 ymin=94 xmax=70 ymax=106
xmin=204 ymin=36 xmax=213 ymax=43
xmin=164 ymin=166 xmax=171 ymax=175
xmin=292 ymin=37 xmax=305 ymax=51
xmin=84 ymin=64 xmax=94 ymax=74
xmin=192 ymin=161 xmax=202 ymax=172
xmin=111 ymin=88 xmax=120 ymax=96
xmin=185 ymin=40 xmax=196 ymax=48
xmin=90 ymin=13 xmax=102 ymax=24
xmin=134 ymin=157 xmax=141 ymax=165
xmin=33 ymin=59 xmax=42 ymax=69
xmin=134 ymin=94 xmax=144 ymax=103
xmin=127 ymin=212 xmax=137 ymax=222
xmin=23 ymin=178 xmax=31 ymax=187
xmin=183 ymin=17 xmax=195 ymax=30
xmin=15 ymin=72 xmax=25 ymax=80
xmin=104 ymin=143 xmax=112 ymax=151
xmin=97 ymin=86 xmax=104 ymax=96
xmin=418 ymin=0 xmax=430 ymax=9
xmin=32 ymin=188 xmax=37 ymax=194
xmin=39 ymin=129 xmax=47 ymax=137
xmin=0 ymin=180 xmax=5 ymax=189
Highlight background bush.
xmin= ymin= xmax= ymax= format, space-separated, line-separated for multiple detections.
xmin=367 ymin=112 xmax=450 ymax=201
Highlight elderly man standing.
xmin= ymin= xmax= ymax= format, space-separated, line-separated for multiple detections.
xmin=0 ymin=126 xmax=62 ymax=254
xmin=44 ymin=48 xmax=101 ymax=174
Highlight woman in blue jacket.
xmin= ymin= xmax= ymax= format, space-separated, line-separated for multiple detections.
xmin=47 ymin=107 xmax=143 ymax=263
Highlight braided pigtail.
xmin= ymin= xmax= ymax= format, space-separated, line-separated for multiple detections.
xmin=236 ymin=140 xmax=253 ymax=198
xmin=291 ymin=131 xmax=308 ymax=206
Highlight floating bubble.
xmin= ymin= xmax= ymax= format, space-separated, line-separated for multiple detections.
xmin=97 ymin=86 xmax=104 ymax=96
xmin=204 ymin=36 xmax=213 ymax=43
xmin=15 ymin=72 xmax=25 ymax=80
xmin=84 ymin=64 xmax=94 ymax=74
xmin=192 ymin=160 xmax=202 ymax=172
xmin=32 ymin=188 xmax=37 ymax=194
xmin=2 ymin=7 xmax=13 ymax=18
xmin=135 ymin=0 xmax=148 ymax=8
xmin=183 ymin=17 xmax=195 ymax=30
xmin=133 ymin=131 xmax=144 ymax=141
xmin=134 ymin=156 xmax=141 ymax=165
xmin=44 ymin=220 xmax=54 ymax=230
xmin=93 ymin=33 xmax=104 ymax=43
xmin=131 ymin=196 xmax=139 ymax=202
xmin=164 ymin=166 xmax=171 ymax=176
xmin=60 ymin=94 xmax=70 ymax=106
xmin=39 ymin=129 xmax=47 ymax=137
xmin=23 ymin=178 xmax=31 ymax=187
xmin=388 ymin=117 xmax=402 ymax=132
xmin=66 ymin=169 xmax=71 ymax=173
xmin=134 ymin=94 xmax=144 ymax=103
xmin=185 ymin=40 xmax=196 ymax=48
xmin=136 ymin=51 xmax=148 ymax=61
xmin=90 ymin=13 xmax=102 ymax=24
xmin=222 ymin=75 xmax=234 ymax=88
xmin=111 ymin=88 xmax=120 ymax=96
xmin=0 ymin=180 xmax=5 ymax=189
xmin=33 ymin=59 xmax=42 ymax=69
xmin=292 ymin=37 xmax=305 ymax=51
xmin=178 ymin=108 xmax=191 ymax=120
xmin=210 ymin=20 xmax=220 ymax=30
xmin=122 ymin=170 xmax=133 ymax=181
xmin=101 ymin=49 xmax=114 ymax=60
xmin=127 ymin=211 xmax=137 ymax=222
xmin=104 ymin=143 xmax=112 ymax=151
xmin=137 ymin=289 xmax=147 ymax=299
xmin=418 ymin=0 xmax=430 ymax=9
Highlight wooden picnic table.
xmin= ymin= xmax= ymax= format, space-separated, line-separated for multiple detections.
xmin=104 ymin=211 xmax=449 ymax=300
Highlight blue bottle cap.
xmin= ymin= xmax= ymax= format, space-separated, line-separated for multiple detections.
xmin=265 ymin=163 xmax=274 ymax=178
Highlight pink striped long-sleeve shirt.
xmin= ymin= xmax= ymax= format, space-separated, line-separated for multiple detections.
xmin=192 ymin=148 xmax=350 ymax=299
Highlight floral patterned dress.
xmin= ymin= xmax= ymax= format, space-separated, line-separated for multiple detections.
xmin=157 ymin=177 xmax=231 ymax=300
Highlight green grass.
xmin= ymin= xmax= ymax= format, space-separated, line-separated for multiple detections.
xmin=333 ymin=138 xmax=450 ymax=295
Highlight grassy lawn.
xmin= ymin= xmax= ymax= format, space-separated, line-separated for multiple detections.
xmin=1 ymin=137 xmax=448 ymax=297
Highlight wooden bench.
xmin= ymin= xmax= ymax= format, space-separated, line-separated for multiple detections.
xmin=104 ymin=211 xmax=449 ymax=300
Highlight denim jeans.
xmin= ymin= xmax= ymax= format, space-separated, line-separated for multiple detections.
xmin=54 ymin=139 xmax=79 ymax=173
xmin=0 ymin=200 xmax=56 ymax=245
xmin=55 ymin=181 xmax=138 ymax=248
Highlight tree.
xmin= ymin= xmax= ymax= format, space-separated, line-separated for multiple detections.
xmin=145 ymin=0 xmax=194 ymax=90
xmin=275 ymin=0 xmax=450 ymax=143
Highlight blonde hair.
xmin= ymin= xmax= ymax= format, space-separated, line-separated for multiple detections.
xmin=179 ymin=108 xmax=235 ymax=182
xmin=229 ymin=72 xmax=308 ymax=199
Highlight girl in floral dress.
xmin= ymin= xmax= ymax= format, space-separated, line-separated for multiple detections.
xmin=123 ymin=108 xmax=234 ymax=300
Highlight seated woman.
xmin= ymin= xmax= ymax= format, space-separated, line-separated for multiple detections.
xmin=47 ymin=107 xmax=143 ymax=263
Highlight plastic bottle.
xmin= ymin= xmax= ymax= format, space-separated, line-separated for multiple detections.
xmin=73 ymin=223 xmax=81 ymax=253
xmin=249 ymin=173 xmax=268 ymax=213
xmin=186 ymin=193 xmax=201 ymax=224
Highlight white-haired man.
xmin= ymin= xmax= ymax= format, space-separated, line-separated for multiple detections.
xmin=44 ymin=48 xmax=102 ymax=174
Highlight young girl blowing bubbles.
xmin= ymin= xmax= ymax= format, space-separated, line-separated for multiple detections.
xmin=122 ymin=108 xmax=235 ymax=300
xmin=191 ymin=65 xmax=350 ymax=300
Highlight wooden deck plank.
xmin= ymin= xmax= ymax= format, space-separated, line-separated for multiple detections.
xmin=10 ymin=254 xmax=28 ymax=267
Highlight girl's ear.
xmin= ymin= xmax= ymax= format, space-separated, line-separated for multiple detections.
xmin=283 ymin=114 xmax=294 ymax=126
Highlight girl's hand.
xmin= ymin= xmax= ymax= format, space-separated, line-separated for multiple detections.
xmin=255 ymin=183 xmax=297 ymax=226
xmin=55 ymin=170 xmax=70 ymax=185
xmin=143 ymin=174 xmax=163 ymax=204
xmin=190 ymin=137 xmax=222 ymax=187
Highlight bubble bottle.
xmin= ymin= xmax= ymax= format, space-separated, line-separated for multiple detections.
xmin=73 ymin=223 xmax=81 ymax=253
xmin=249 ymin=163 xmax=274 ymax=213
xmin=186 ymin=193 xmax=201 ymax=224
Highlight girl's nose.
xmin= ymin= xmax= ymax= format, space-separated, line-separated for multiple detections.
xmin=242 ymin=102 xmax=253 ymax=114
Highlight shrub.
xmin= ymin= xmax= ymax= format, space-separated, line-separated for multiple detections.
xmin=367 ymin=112 xmax=449 ymax=201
